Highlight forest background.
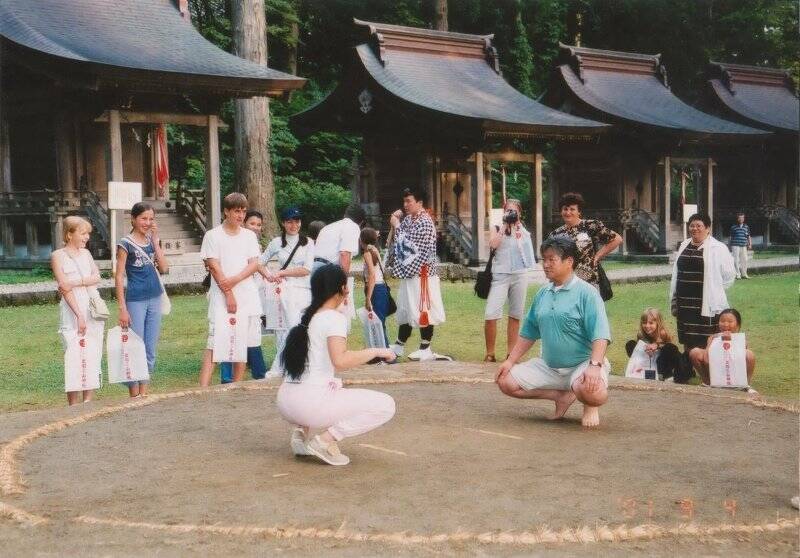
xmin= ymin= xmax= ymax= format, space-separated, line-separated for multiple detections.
xmin=176 ymin=0 xmax=799 ymax=226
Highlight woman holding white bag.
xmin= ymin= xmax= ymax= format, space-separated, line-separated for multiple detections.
xmin=51 ymin=216 xmax=105 ymax=405
xmin=115 ymin=202 xmax=169 ymax=398
xmin=260 ymin=206 xmax=314 ymax=377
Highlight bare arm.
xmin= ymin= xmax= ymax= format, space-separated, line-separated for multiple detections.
xmin=51 ymin=252 xmax=86 ymax=334
xmin=206 ymin=258 xmax=237 ymax=314
xmin=495 ymin=336 xmax=536 ymax=381
xmin=276 ymin=266 xmax=310 ymax=279
xmin=489 ymin=226 xmax=504 ymax=250
xmin=363 ymin=249 xmax=376 ymax=311
xmin=115 ymin=248 xmax=131 ymax=328
xmin=593 ymin=233 xmax=623 ymax=265
xmin=338 ymin=251 xmax=352 ymax=274
xmin=327 ymin=336 xmax=394 ymax=370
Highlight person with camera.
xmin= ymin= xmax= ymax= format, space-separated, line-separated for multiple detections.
xmin=483 ymin=199 xmax=537 ymax=363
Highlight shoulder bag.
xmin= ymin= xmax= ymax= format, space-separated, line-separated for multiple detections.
xmin=124 ymin=237 xmax=171 ymax=315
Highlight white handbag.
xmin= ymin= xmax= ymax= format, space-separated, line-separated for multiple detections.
xmin=708 ymin=333 xmax=748 ymax=388
xmin=106 ymin=326 xmax=150 ymax=384
xmin=212 ymin=311 xmax=248 ymax=363
xmin=357 ymin=307 xmax=387 ymax=349
xmin=624 ymin=340 xmax=659 ymax=380
xmin=64 ymin=329 xmax=103 ymax=392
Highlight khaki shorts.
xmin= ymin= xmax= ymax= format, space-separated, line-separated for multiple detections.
xmin=510 ymin=357 xmax=610 ymax=391
xmin=484 ymin=272 xmax=529 ymax=320
xmin=206 ymin=315 xmax=262 ymax=350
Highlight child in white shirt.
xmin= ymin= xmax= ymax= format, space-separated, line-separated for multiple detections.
xmin=199 ymin=193 xmax=261 ymax=386
xmin=276 ymin=264 xmax=396 ymax=466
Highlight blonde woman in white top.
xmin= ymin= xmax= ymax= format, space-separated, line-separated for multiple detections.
xmin=260 ymin=207 xmax=315 ymax=375
xmin=50 ymin=216 xmax=104 ymax=405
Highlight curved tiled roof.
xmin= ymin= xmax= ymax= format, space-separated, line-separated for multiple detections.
xmin=293 ymin=20 xmax=607 ymax=139
xmin=0 ymin=0 xmax=304 ymax=96
xmin=554 ymin=44 xmax=768 ymax=141
xmin=707 ymin=62 xmax=798 ymax=133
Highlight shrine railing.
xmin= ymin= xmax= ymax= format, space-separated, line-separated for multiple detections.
xmin=174 ymin=183 xmax=207 ymax=235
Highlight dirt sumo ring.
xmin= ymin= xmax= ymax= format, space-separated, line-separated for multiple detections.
xmin=0 ymin=373 xmax=797 ymax=550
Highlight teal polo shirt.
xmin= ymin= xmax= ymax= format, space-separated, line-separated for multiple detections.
xmin=520 ymin=274 xmax=611 ymax=368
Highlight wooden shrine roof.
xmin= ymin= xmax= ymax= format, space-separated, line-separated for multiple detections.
xmin=292 ymin=19 xmax=608 ymax=140
xmin=552 ymin=44 xmax=769 ymax=142
xmin=707 ymin=62 xmax=798 ymax=133
xmin=0 ymin=0 xmax=305 ymax=97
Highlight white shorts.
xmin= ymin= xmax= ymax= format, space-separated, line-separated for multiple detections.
xmin=484 ymin=272 xmax=529 ymax=320
xmin=206 ymin=315 xmax=262 ymax=350
xmin=510 ymin=357 xmax=610 ymax=391
xmin=395 ymin=275 xmax=446 ymax=327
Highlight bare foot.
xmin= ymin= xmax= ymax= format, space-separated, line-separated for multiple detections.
xmin=581 ymin=405 xmax=600 ymax=428
xmin=549 ymin=391 xmax=576 ymax=420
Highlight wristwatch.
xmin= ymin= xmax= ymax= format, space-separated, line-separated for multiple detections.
xmin=589 ymin=360 xmax=602 ymax=368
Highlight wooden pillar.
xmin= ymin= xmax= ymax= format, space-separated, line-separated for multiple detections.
xmin=1 ymin=217 xmax=13 ymax=258
xmin=706 ymin=157 xmax=714 ymax=224
xmin=471 ymin=151 xmax=487 ymax=262
xmin=25 ymin=219 xmax=39 ymax=258
xmin=55 ymin=113 xmax=77 ymax=195
xmin=0 ymin=116 xmax=10 ymax=193
xmin=108 ymin=109 xmax=124 ymax=262
xmin=534 ymin=153 xmax=543 ymax=255
xmin=662 ymin=156 xmax=671 ymax=252
xmin=205 ymin=114 xmax=222 ymax=229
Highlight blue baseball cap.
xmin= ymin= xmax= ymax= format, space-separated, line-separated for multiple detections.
xmin=280 ymin=206 xmax=302 ymax=221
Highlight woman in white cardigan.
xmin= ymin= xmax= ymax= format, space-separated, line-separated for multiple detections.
xmin=669 ymin=213 xmax=736 ymax=382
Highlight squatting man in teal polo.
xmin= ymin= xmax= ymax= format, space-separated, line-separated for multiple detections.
xmin=495 ymin=235 xmax=612 ymax=428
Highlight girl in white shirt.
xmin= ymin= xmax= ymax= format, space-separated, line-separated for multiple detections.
xmin=277 ymin=264 xmax=396 ymax=466
xmin=260 ymin=207 xmax=315 ymax=375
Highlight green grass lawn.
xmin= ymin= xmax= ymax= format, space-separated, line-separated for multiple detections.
xmin=0 ymin=267 xmax=54 ymax=285
xmin=1 ymin=273 xmax=797 ymax=411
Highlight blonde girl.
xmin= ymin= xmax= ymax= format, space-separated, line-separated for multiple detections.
xmin=625 ymin=308 xmax=681 ymax=382
xmin=51 ymin=216 xmax=103 ymax=405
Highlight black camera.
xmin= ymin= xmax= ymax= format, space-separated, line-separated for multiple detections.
xmin=502 ymin=209 xmax=519 ymax=224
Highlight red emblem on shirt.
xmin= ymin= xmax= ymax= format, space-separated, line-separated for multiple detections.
xmin=122 ymin=334 xmax=128 ymax=343
xmin=723 ymin=342 xmax=731 ymax=350
xmin=78 ymin=338 xmax=86 ymax=347
xmin=515 ymin=232 xmax=522 ymax=239
xmin=275 ymin=287 xmax=281 ymax=295
xmin=229 ymin=317 xmax=237 ymax=325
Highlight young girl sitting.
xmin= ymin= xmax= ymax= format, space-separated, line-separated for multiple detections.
xmin=277 ymin=264 xmax=397 ymax=466
xmin=625 ymin=308 xmax=682 ymax=382
xmin=689 ymin=308 xmax=756 ymax=389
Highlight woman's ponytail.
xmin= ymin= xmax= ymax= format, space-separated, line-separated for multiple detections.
xmin=280 ymin=264 xmax=348 ymax=380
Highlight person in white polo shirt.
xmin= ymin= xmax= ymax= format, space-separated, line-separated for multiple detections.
xmin=312 ymin=204 xmax=367 ymax=318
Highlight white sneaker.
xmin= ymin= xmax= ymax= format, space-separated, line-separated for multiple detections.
xmin=389 ymin=343 xmax=405 ymax=357
xmin=306 ymin=435 xmax=350 ymax=466
xmin=290 ymin=427 xmax=311 ymax=456
xmin=408 ymin=347 xmax=434 ymax=361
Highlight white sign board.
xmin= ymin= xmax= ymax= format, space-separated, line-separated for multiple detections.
xmin=683 ymin=203 xmax=699 ymax=223
xmin=108 ymin=182 xmax=142 ymax=210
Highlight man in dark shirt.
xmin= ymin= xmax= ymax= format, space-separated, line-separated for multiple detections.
xmin=729 ymin=212 xmax=751 ymax=279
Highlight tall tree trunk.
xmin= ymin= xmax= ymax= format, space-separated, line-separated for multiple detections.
xmin=232 ymin=0 xmax=277 ymax=240
xmin=433 ymin=0 xmax=448 ymax=31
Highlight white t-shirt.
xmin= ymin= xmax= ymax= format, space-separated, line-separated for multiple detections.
xmin=200 ymin=225 xmax=262 ymax=319
xmin=261 ymin=235 xmax=315 ymax=289
xmin=314 ymin=217 xmax=360 ymax=266
xmin=287 ymin=308 xmax=348 ymax=386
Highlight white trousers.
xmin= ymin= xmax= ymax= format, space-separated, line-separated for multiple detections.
xmin=731 ymin=246 xmax=748 ymax=278
xmin=277 ymin=380 xmax=395 ymax=441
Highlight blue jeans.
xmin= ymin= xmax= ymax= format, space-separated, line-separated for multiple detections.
xmin=370 ymin=283 xmax=391 ymax=347
xmin=125 ymin=296 xmax=162 ymax=385
xmin=220 ymin=346 xmax=268 ymax=383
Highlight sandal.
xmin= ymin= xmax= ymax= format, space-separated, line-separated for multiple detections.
xmin=483 ymin=354 xmax=496 ymax=363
